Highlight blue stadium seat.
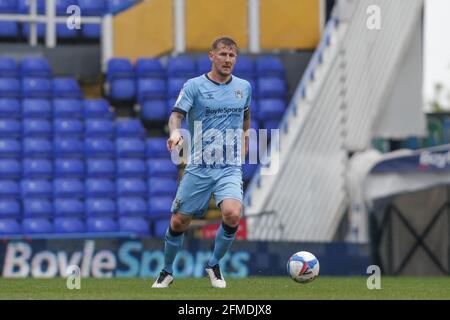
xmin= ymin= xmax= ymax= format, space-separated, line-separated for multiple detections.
xmin=85 ymin=138 xmax=115 ymax=158
xmin=53 ymin=99 xmax=83 ymax=118
xmin=0 ymin=218 xmax=21 ymax=235
xmin=118 ymin=197 xmax=147 ymax=217
xmin=86 ymin=158 xmax=115 ymax=177
xmin=0 ymin=1 xmax=18 ymax=13
xmin=54 ymin=218 xmax=85 ymax=233
xmin=153 ymin=218 xmax=170 ymax=238
xmin=56 ymin=23 xmax=78 ymax=39
xmin=53 ymin=178 xmax=84 ymax=198
xmin=135 ymin=58 xmax=165 ymax=79
xmin=23 ymin=138 xmax=52 ymax=158
xmin=23 ymin=198 xmax=52 ymax=218
xmin=23 ymin=159 xmax=52 ymax=178
xmin=167 ymin=56 xmax=196 ymax=78
xmin=117 ymin=158 xmax=146 ymax=177
xmin=250 ymin=119 xmax=259 ymax=131
xmin=258 ymin=99 xmax=285 ymax=120
xmin=116 ymin=138 xmax=146 ymax=158
xmin=0 ymin=199 xmax=20 ymax=218
xmin=85 ymin=179 xmax=116 ymax=198
xmin=0 ymin=22 xmax=18 ymax=38
xmin=197 ymin=55 xmax=211 ymax=75
xmin=116 ymin=118 xmax=145 ymax=137
xmin=0 ymin=57 xmax=18 ymax=77
xmin=22 ymin=78 xmax=52 ymax=99
xmin=0 ymin=159 xmax=21 ymax=179
xmin=233 ymin=56 xmax=254 ymax=78
xmin=109 ymin=79 xmax=136 ymax=101
xmin=53 ymin=78 xmax=83 ymax=99
xmin=84 ymin=99 xmax=113 ymax=118
xmin=22 ymin=99 xmax=52 ymax=118
xmin=54 ymin=158 xmax=85 ymax=178
xmin=20 ymin=57 xmax=52 ymax=77
xmin=137 ymin=78 xmax=166 ymax=101
xmin=87 ymin=217 xmax=119 ymax=233
xmin=54 ymin=119 xmax=83 ymax=137
xmin=0 ymin=99 xmax=21 ymax=118
xmin=147 ymin=159 xmax=178 ymax=178
xmin=140 ymin=99 xmax=167 ymax=121
xmin=0 ymin=139 xmax=21 ymax=158
xmin=262 ymin=120 xmax=279 ymax=139
xmin=117 ymin=178 xmax=147 ymax=197
xmin=23 ymin=119 xmax=52 ymax=137
xmin=106 ymin=58 xmax=134 ymax=80
xmin=54 ymin=138 xmax=84 ymax=158
xmin=18 ymin=0 xmax=45 ymax=13
xmin=247 ymin=78 xmax=257 ymax=98
xmin=147 ymin=137 xmax=169 ymax=158
xmin=85 ymin=119 xmax=115 ymax=138
xmin=119 ymin=216 xmax=150 ymax=235
xmin=148 ymin=177 xmax=177 ymax=197
xmin=256 ymin=56 xmax=285 ymax=78
xmin=148 ymin=196 xmax=172 ymax=217
xmin=22 ymin=23 xmax=45 ymax=39
xmin=167 ymin=78 xmax=188 ymax=98
xmin=54 ymin=199 xmax=85 ymax=217
xmin=243 ymin=163 xmax=257 ymax=182
xmin=79 ymin=0 xmax=106 ymax=38
xmin=23 ymin=218 xmax=53 ymax=234
xmin=257 ymin=78 xmax=286 ymax=99
xmin=86 ymin=198 xmax=116 ymax=217
xmin=0 ymin=78 xmax=20 ymax=98
xmin=106 ymin=58 xmax=136 ymax=101
xmin=0 ymin=119 xmax=21 ymax=137
xmin=21 ymin=179 xmax=52 ymax=198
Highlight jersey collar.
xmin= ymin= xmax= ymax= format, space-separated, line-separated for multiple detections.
xmin=205 ymin=73 xmax=233 ymax=85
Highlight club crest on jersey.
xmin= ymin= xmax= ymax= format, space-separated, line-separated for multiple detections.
xmin=235 ymin=89 xmax=243 ymax=99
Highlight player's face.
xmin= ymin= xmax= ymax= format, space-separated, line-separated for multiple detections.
xmin=209 ymin=44 xmax=237 ymax=77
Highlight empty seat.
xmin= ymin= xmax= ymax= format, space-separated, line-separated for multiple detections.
xmin=167 ymin=78 xmax=188 ymax=98
xmin=54 ymin=178 xmax=84 ymax=198
xmin=23 ymin=218 xmax=53 ymax=234
xmin=20 ymin=57 xmax=52 ymax=78
xmin=54 ymin=119 xmax=83 ymax=137
xmin=258 ymin=99 xmax=285 ymax=120
xmin=0 ymin=21 xmax=18 ymax=38
xmin=86 ymin=198 xmax=116 ymax=217
xmin=87 ymin=217 xmax=119 ymax=233
xmin=106 ymin=58 xmax=134 ymax=80
xmin=54 ymin=138 xmax=84 ymax=158
xmin=23 ymin=159 xmax=52 ymax=178
xmin=109 ymin=79 xmax=136 ymax=101
xmin=0 ymin=99 xmax=21 ymax=118
xmin=106 ymin=58 xmax=135 ymax=101
xmin=54 ymin=199 xmax=85 ymax=217
xmin=148 ymin=177 xmax=177 ymax=197
xmin=21 ymin=179 xmax=52 ymax=198
xmin=54 ymin=158 xmax=85 ymax=177
xmin=167 ymin=56 xmax=196 ymax=78
xmin=135 ymin=58 xmax=165 ymax=79
xmin=0 ymin=159 xmax=21 ymax=179
xmin=137 ymin=78 xmax=166 ymax=101
xmin=140 ymin=99 xmax=167 ymax=121
xmin=23 ymin=119 xmax=52 ymax=137
xmin=147 ymin=137 xmax=169 ymax=158
xmin=0 ymin=78 xmax=20 ymax=98
xmin=23 ymin=138 xmax=52 ymax=157
xmin=147 ymin=159 xmax=178 ymax=178
xmin=85 ymin=138 xmax=115 ymax=158
xmin=0 ymin=57 xmax=18 ymax=77
xmin=116 ymin=138 xmax=146 ymax=158
xmin=22 ymin=23 xmax=46 ymax=39
xmin=233 ymin=56 xmax=254 ymax=78
xmin=118 ymin=197 xmax=147 ymax=217
xmin=22 ymin=99 xmax=52 ymax=118
xmin=22 ymin=78 xmax=52 ymax=99
xmin=23 ymin=198 xmax=52 ymax=217
xmin=84 ymin=99 xmax=113 ymax=118
xmin=257 ymin=78 xmax=286 ymax=99
xmin=86 ymin=158 xmax=115 ymax=177
xmin=54 ymin=218 xmax=85 ymax=233
xmin=117 ymin=178 xmax=147 ymax=197
xmin=79 ymin=0 xmax=106 ymax=38
xmin=53 ymin=78 xmax=83 ymax=99
xmin=119 ymin=216 xmax=150 ymax=235
xmin=53 ymin=99 xmax=83 ymax=118
xmin=0 ymin=218 xmax=21 ymax=235
xmin=148 ymin=196 xmax=173 ymax=217
xmin=0 ymin=199 xmax=20 ymax=218
xmin=153 ymin=218 xmax=170 ymax=238
xmin=0 ymin=119 xmax=21 ymax=137
xmin=85 ymin=119 xmax=115 ymax=138
xmin=0 ymin=139 xmax=21 ymax=158
xmin=116 ymin=118 xmax=145 ymax=137
xmin=197 ymin=55 xmax=211 ymax=75
xmin=117 ymin=158 xmax=146 ymax=177
xmin=256 ymin=56 xmax=285 ymax=78
xmin=85 ymin=179 xmax=116 ymax=197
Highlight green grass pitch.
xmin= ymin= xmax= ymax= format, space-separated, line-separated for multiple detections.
xmin=0 ymin=277 xmax=449 ymax=300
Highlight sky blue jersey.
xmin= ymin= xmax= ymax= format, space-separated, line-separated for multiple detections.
xmin=172 ymin=73 xmax=252 ymax=169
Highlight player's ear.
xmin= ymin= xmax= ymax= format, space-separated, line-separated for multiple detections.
xmin=208 ymin=50 xmax=214 ymax=61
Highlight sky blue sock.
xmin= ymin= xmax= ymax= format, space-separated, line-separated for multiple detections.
xmin=208 ymin=222 xmax=237 ymax=267
xmin=163 ymin=228 xmax=184 ymax=274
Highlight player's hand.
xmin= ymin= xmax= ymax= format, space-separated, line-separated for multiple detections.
xmin=167 ymin=131 xmax=183 ymax=152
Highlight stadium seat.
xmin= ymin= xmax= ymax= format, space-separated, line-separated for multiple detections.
xmin=135 ymin=58 xmax=165 ymax=79
xmin=116 ymin=118 xmax=145 ymax=137
xmin=146 ymin=138 xmax=168 ymax=159
xmin=116 ymin=138 xmax=146 ymax=158
xmin=257 ymin=78 xmax=286 ymax=99
xmin=256 ymin=56 xmax=285 ymax=78
xmin=119 ymin=216 xmax=150 ymax=235
xmin=85 ymin=179 xmax=116 ymax=198
xmin=106 ymin=58 xmax=134 ymax=80
xmin=0 ymin=21 xmax=18 ymax=38
xmin=85 ymin=138 xmax=115 ymax=158
xmin=20 ymin=57 xmax=52 ymax=78
xmin=23 ymin=138 xmax=52 ymax=158
xmin=86 ymin=198 xmax=116 ymax=217
xmin=0 ymin=159 xmax=21 ymax=179
xmin=109 ymin=79 xmax=136 ymax=101
xmin=233 ymin=56 xmax=254 ymax=78
xmin=54 ymin=199 xmax=85 ymax=217
xmin=0 ymin=119 xmax=21 ymax=137
xmin=56 ymin=23 xmax=79 ymax=39
xmin=0 ymin=99 xmax=21 ymax=118
xmin=54 ymin=138 xmax=84 ymax=158
xmin=148 ymin=196 xmax=173 ymax=217
xmin=22 ymin=23 xmax=46 ymax=39
xmin=22 ymin=78 xmax=52 ymax=99
xmin=53 ymin=99 xmax=83 ymax=118
xmin=140 ymin=99 xmax=167 ymax=121
xmin=84 ymin=99 xmax=113 ymax=118
xmin=148 ymin=177 xmax=177 ymax=197
xmin=106 ymin=58 xmax=135 ymax=101
xmin=53 ymin=78 xmax=83 ymax=99
xmin=167 ymin=56 xmax=196 ymax=78
xmin=81 ymin=23 xmax=101 ymax=39
xmin=54 ymin=218 xmax=85 ymax=233
xmin=23 ymin=159 xmax=52 ymax=178
xmin=117 ymin=158 xmax=146 ymax=177
xmin=23 ymin=198 xmax=53 ymax=217
xmin=22 ymin=218 xmax=53 ymax=234
xmin=23 ymin=119 xmax=52 ymax=137
xmin=0 ymin=1 xmax=18 ymax=13
xmin=247 ymin=78 xmax=257 ymax=98
xmin=258 ymin=99 xmax=285 ymax=120
xmin=85 ymin=119 xmax=115 ymax=138
xmin=0 ymin=199 xmax=20 ymax=218
xmin=147 ymin=159 xmax=178 ymax=178
xmin=54 ymin=158 xmax=85 ymax=178
xmin=53 ymin=178 xmax=84 ymax=198
xmin=167 ymin=78 xmax=188 ymax=98
xmin=197 ymin=55 xmax=211 ymax=75
xmin=53 ymin=119 xmax=83 ymax=137
xmin=117 ymin=178 xmax=147 ymax=197
xmin=87 ymin=217 xmax=119 ymax=233
xmin=243 ymin=163 xmax=257 ymax=182
xmin=0 ymin=139 xmax=21 ymax=158
xmin=0 ymin=57 xmax=18 ymax=77
xmin=86 ymin=158 xmax=115 ymax=177
xmin=0 ymin=218 xmax=21 ymax=235
xmin=21 ymin=179 xmax=52 ymax=198
xmin=153 ymin=218 xmax=170 ymax=238
xmin=137 ymin=78 xmax=166 ymax=101
xmin=0 ymin=78 xmax=20 ymax=98
xmin=118 ymin=197 xmax=147 ymax=217
xmin=79 ymin=0 xmax=106 ymax=38
xmin=22 ymin=99 xmax=52 ymax=118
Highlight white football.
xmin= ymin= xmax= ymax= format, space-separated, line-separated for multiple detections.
xmin=287 ymin=251 xmax=320 ymax=283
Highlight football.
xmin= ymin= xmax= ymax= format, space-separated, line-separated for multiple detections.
xmin=287 ymin=251 xmax=320 ymax=283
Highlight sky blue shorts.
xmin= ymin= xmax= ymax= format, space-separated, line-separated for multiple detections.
xmin=171 ymin=165 xmax=243 ymax=218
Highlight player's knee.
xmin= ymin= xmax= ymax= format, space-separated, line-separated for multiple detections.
xmin=222 ymin=207 xmax=241 ymax=227
xmin=171 ymin=214 xmax=191 ymax=232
